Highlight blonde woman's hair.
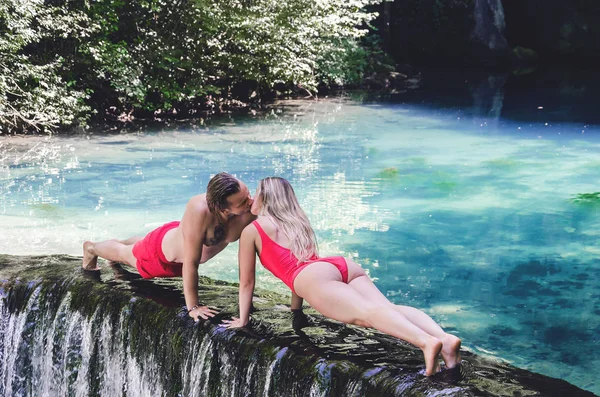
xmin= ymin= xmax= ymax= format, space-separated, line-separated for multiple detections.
xmin=257 ymin=177 xmax=318 ymax=263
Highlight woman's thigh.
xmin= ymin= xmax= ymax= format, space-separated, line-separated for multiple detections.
xmin=294 ymin=262 xmax=376 ymax=323
xmin=342 ymin=259 xmax=390 ymax=305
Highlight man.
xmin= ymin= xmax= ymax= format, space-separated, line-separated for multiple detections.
xmin=82 ymin=172 xmax=255 ymax=320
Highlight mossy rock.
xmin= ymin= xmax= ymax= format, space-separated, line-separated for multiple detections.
xmin=30 ymin=203 xmax=64 ymax=218
xmin=570 ymin=192 xmax=600 ymax=206
xmin=432 ymin=172 xmax=458 ymax=193
xmin=0 ymin=254 xmax=595 ymax=396
xmin=433 ymin=181 xmax=457 ymax=192
xmin=376 ymin=168 xmax=399 ymax=178
xmin=512 ymin=46 xmax=539 ymax=62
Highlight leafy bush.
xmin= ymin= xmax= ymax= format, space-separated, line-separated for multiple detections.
xmin=0 ymin=0 xmax=92 ymax=133
xmin=0 ymin=0 xmax=382 ymax=134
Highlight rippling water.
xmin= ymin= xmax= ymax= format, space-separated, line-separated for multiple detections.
xmin=1 ymin=97 xmax=599 ymax=394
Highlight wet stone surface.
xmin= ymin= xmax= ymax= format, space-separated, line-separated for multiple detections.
xmin=0 ymin=254 xmax=595 ymax=396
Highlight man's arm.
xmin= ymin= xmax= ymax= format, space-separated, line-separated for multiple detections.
xmin=181 ymin=199 xmax=217 ymax=320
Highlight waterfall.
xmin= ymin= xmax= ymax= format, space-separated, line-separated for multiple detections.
xmin=0 ymin=272 xmax=416 ymax=396
xmin=0 ymin=281 xmax=170 ymax=396
xmin=472 ymin=0 xmax=509 ymax=50
xmin=470 ymin=73 xmax=508 ymax=128
xmin=0 ymin=255 xmax=593 ymax=396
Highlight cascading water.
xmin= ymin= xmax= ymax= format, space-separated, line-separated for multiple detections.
xmin=0 ymin=280 xmax=169 ymax=396
xmin=472 ymin=0 xmax=509 ymax=50
xmin=0 ymin=255 xmax=594 ymax=397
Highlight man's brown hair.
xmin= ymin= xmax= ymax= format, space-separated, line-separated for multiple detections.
xmin=206 ymin=172 xmax=241 ymax=214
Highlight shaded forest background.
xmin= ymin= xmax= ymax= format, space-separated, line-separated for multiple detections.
xmin=1 ymin=0 xmax=599 ymax=134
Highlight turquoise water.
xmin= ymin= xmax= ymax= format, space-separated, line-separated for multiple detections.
xmin=1 ymin=98 xmax=599 ymax=394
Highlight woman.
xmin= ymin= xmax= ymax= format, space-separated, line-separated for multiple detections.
xmin=220 ymin=177 xmax=461 ymax=376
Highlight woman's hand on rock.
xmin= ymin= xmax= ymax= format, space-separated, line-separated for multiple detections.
xmin=219 ymin=316 xmax=248 ymax=328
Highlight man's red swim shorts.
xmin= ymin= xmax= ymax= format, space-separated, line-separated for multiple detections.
xmin=132 ymin=221 xmax=183 ymax=278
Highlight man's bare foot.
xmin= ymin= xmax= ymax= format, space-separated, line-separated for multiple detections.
xmin=423 ymin=336 xmax=443 ymax=376
xmin=441 ymin=334 xmax=462 ymax=369
xmin=82 ymin=241 xmax=100 ymax=270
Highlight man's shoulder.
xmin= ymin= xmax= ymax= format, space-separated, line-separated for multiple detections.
xmin=187 ymin=194 xmax=208 ymax=210
xmin=185 ymin=194 xmax=212 ymax=219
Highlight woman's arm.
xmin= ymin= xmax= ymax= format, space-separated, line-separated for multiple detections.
xmin=291 ymin=292 xmax=303 ymax=311
xmin=221 ymin=224 xmax=257 ymax=328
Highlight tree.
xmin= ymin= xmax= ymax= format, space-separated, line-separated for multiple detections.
xmin=0 ymin=0 xmax=382 ymax=134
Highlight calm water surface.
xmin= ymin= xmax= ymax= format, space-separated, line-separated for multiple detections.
xmin=1 ymin=96 xmax=599 ymax=394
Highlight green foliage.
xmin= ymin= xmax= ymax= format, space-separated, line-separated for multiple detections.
xmin=0 ymin=0 xmax=92 ymax=133
xmin=376 ymin=167 xmax=399 ymax=178
xmin=570 ymin=192 xmax=600 ymax=206
xmin=512 ymin=46 xmax=538 ymax=62
xmin=1 ymin=0 xmax=383 ymax=133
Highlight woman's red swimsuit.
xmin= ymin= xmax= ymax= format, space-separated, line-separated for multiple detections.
xmin=253 ymin=220 xmax=348 ymax=293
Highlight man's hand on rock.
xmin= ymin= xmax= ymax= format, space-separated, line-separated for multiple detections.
xmin=188 ymin=305 xmax=219 ymax=321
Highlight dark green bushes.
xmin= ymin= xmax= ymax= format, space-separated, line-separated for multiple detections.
xmin=0 ymin=0 xmax=381 ymax=134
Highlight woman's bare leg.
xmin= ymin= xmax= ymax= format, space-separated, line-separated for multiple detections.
xmin=294 ymin=263 xmax=442 ymax=376
xmin=82 ymin=236 xmax=142 ymax=270
xmin=394 ymin=305 xmax=461 ymax=368
xmin=345 ymin=260 xmax=462 ymax=368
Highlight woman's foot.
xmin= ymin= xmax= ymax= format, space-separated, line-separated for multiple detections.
xmin=82 ymin=241 xmax=100 ymax=270
xmin=441 ymin=334 xmax=462 ymax=369
xmin=423 ymin=336 xmax=443 ymax=376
